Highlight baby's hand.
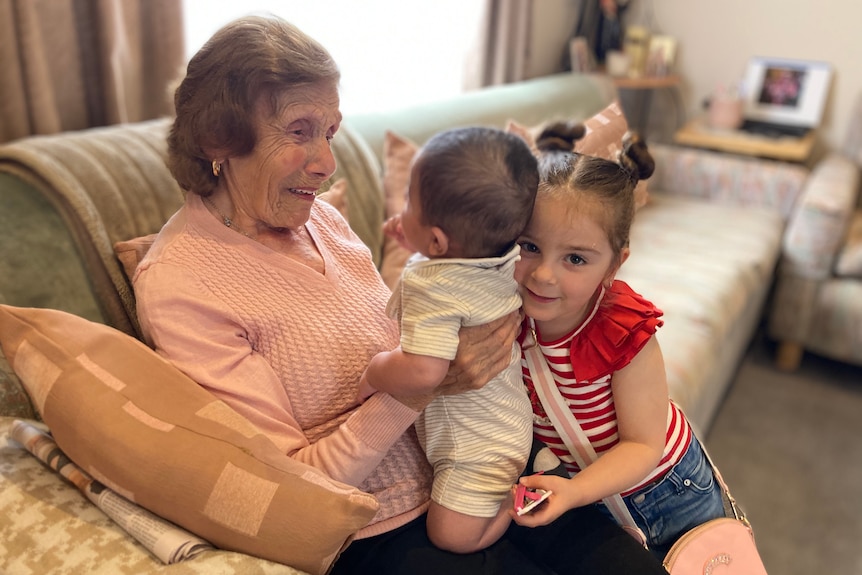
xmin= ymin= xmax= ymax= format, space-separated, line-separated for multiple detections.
xmin=382 ymin=215 xmax=411 ymax=251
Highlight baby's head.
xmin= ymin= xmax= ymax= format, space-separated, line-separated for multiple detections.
xmin=534 ymin=122 xmax=654 ymax=270
xmin=403 ymin=126 xmax=538 ymax=259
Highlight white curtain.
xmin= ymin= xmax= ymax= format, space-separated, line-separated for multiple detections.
xmin=464 ymin=0 xmax=533 ymax=90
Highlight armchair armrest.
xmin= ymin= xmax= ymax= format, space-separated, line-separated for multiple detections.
xmin=648 ymin=144 xmax=809 ymax=219
xmin=768 ymin=154 xmax=860 ymax=367
xmin=779 ymin=153 xmax=860 ymax=279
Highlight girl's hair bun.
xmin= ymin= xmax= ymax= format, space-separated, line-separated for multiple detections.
xmin=620 ymin=132 xmax=655 ymax=181
xmin=535 ymin=120 xmax=587 ymax=153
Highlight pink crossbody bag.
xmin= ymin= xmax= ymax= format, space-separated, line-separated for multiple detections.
xmin=523 ymin=322 xmax=769 ymax=574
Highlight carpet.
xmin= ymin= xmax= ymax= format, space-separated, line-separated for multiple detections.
xmin=705 ymin=332 xmax=862 ymax=575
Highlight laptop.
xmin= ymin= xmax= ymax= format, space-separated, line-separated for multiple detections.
xmin=739 ymin=57 xmax=832 ymax=138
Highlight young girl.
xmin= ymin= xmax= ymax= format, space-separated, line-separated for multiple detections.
xmin=510 ymin=124 xmax=727 ymax=559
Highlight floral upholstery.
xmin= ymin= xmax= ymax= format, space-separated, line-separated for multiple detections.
xmin=648 ymin=144 xmax=808 ymax=219
xmin=0 ymin=417 xmax=304 ymax=575
xmin=834 ymin=211 xmax=862 ymax=277
xmin=618 ymin=193 xmax=785 ymax=426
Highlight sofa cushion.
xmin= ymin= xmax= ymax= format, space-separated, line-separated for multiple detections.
xmin=329 ymin=123 xmax=385 ymax=268
xmin=834 ymin=210 xmax=862 ymax=278
xmin=115 ymin=234 xmax=159 ymax=282
xmin=0 ymin=305 xmax=378 ymax=575
xmin=317 ymin=178 xmax=350 ymax=221
xmin=617 ymin=194 xmax=784 ymax=416
xmin=573 ymin=101 xmax=649 ymax=210
xmin=378 ymin=131 xmax=419 ymax=291
xmin=505 ymin=119 xmax=540 ymax=154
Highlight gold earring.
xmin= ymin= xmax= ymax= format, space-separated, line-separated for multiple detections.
xmin=212 ymin=160 xmax=222 ymax=177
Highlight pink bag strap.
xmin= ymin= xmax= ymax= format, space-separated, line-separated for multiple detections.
xmin=523 ymin=319 xmax=750 ymax=532
xmin=522 ymin=321 xmax=644 ymax=537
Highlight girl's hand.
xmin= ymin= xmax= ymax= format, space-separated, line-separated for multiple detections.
xmin=509 ymin=473 xmax=577 ymax=527
xmin=438 ymin=310 xmax=521 ymax=396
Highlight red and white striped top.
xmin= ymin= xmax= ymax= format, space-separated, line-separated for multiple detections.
xmin=520 ymin=280 xmax=692 ymax=496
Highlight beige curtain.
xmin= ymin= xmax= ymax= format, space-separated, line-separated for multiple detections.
xmin=464 ymin=0 xmax=533 ymax=90
xmin=0 ymin=0 xmax=184 ymax=144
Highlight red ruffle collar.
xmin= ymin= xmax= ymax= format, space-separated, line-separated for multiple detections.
xmin=522 ymin=281 xmax=664 ymax=382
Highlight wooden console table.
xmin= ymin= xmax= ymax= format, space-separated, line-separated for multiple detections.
xmin=673 ymin=118 xmax=816 ymax=163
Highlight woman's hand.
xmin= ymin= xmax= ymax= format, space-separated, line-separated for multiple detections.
xmin=438 ymin=310 xmax=521 ymax=396
xmin=387 ymin=310 xmax=520 ymax=411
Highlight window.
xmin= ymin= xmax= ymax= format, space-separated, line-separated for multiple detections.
xmin=182 ymin=1 xmax=485 ymax=116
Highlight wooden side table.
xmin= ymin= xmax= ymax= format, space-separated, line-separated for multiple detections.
xmin=673 ymin=118 xmax=816 ymax=163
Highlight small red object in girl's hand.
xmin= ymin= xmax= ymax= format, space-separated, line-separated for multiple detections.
xmin=514 ymin=481 xmax=552 ymax=516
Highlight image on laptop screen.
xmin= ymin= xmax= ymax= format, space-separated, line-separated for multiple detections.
xmin=741 ymin=57 xmax=832 ymax=138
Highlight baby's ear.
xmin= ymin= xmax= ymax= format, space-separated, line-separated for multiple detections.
xmin=428 ymin=226 xmax=450 ymax=257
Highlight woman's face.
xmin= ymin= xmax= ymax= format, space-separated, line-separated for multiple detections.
xmin=221 ymin=80 xmax=342 ymax=231
xmin=514 ymin=194 xmax=619 ymax=341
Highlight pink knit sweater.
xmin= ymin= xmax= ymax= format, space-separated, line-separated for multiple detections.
xmin=134 ymin=194 xmax=431 ymax=537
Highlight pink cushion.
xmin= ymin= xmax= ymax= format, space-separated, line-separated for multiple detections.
xmin=379 ymin=131 xmax=419 ymax=290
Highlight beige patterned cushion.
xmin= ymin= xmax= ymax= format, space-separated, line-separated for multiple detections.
xmin=835 ymin=210 xmax=862 ymax=277
xmin=0 ymin=305 xmax=378 ymax=575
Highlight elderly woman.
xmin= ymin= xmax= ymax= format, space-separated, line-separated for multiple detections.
xmin=133 ymin=14 xmax=667 ymax=575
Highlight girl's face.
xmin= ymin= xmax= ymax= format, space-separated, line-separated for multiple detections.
xmin=515 ymin=194 xmax=623 ymax=341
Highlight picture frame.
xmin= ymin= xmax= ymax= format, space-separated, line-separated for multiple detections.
xmin=645 ymin=35 xmax=677 ymax=77
xmin=569 ymin=37 xmax=595 ymax=74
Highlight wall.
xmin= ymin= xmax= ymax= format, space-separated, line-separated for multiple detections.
xmin=528 ymin=0 xmax=581 ymax=78
xmin=527 ymin=0 xmax=862 ymax=152
xmin=623 ymin=0 xmax=862 ymax=151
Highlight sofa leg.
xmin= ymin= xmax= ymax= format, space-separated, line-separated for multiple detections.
xmin=776 ymin=341 xmax=803 ymax=371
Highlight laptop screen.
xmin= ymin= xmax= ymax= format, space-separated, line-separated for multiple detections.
xmin=741 ymin=57 xmax=832 ymax=130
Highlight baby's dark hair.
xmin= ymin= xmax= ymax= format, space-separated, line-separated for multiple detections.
xmin=534 ymin=121 xmax=654 ymax=269
xmin=413 ymin=126 xmax=539 ymax=258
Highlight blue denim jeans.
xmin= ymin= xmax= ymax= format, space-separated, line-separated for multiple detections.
xmin=599 ymin=435 xmax=727 ymax=560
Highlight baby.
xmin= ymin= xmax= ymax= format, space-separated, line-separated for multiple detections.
xmin=359 ymin=126 xmax=538 ymax=553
